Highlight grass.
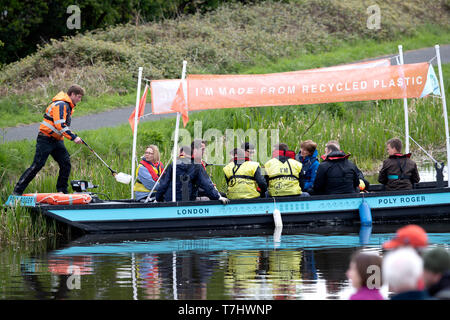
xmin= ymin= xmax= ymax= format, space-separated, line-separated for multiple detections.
xmin=0 ymin=25 xmax=448 ymax=128
xmin=0 ymin=0 xmax=449 ymax=128
xmin=0 ymin=91 xmax=136 ymax=128
xmin=1 ymin=25 xmax=448 ymax=128
xmin=0 ymin=203 xmax=58 ymax=242
xmin=244 ymin=24 xmax=450 ymax=74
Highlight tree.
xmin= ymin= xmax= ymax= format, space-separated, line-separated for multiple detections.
xmin=0 ymin=0 xmax=259 ymax=65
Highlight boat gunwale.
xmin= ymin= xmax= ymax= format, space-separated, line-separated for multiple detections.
xmin=34 ymin=185 xmax=450 ymax=211
xmin=28 ymin=185 xmax=450 ymax=233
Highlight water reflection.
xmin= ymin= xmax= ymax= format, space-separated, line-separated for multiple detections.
xmin=1 ymin=224 xmax=449 ymax=300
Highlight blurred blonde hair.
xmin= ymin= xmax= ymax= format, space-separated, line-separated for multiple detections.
xmin=146 ymin=145 xmax=160 ymax=162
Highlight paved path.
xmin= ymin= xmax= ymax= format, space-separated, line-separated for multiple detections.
xmin=2 ymin=45 xmax=449 ymax=142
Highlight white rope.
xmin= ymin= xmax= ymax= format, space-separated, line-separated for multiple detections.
xmin=428 ymin=55 xmax=437 ymax=64
xmin=144 ymin=159 xmax=172 ymax=203
xmin=409 ymin=135 xmax=442 ymax=168
xmin=383 ymin=128 xmax=442 ymax=168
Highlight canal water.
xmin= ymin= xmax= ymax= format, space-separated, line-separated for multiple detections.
xmin=1 ymin=165 xmax=449 ymax=300
xmin=1 ymin=224 xmax=449 ymax=300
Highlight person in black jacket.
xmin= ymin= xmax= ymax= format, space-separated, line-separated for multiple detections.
xmin=378 ymin=138 xmax=420 ymax=190
xmin=155 ymin=142 xmax=229 ymax=203
xmin=312 ymin=143 xmax=360 ymax=195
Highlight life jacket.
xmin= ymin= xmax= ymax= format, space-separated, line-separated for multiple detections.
xmin=223 ymin=158 xmax=261 ymax=199
xmin=39 ymin=92 xmax=77 ymax=141
xmin=23 ymin=193 xmax=92 ymax=205
xmin=134 ymin=159 xmax=164 ymax=193
xmin=264 ymin=157 xmax=303 ymax=196
xmin=387 ymin=153 xmax=413 ymax=180
xmin=272 ymin=150 xmax=296 ymax=159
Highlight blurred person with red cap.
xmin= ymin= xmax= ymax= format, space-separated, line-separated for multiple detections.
xmin=382 ymin=224 xmax=428 ymax=252
xmin=423 ymin=247 xmax=450 ymax=299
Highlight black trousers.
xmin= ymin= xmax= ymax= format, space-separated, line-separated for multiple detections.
xmin=14 ymin=134 xmax=71 ymax=194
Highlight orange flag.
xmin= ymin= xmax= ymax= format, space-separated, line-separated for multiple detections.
xmin=170 ymin=82 xmax=189 ymax=127
xmin=129 ymin=84 xmax=149 ymax=132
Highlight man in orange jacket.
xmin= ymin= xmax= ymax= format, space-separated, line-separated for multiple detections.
xmin=13 ymin=85 xmax=84 ymax=195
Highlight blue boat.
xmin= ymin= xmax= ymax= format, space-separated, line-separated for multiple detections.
xmin=16 ymin=181 xmax=450 ymax=234
xmin=7 ymin=50 xmax=450 ymax=235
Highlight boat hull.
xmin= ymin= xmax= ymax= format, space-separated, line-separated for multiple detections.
xmin=33 ymin=186 xmax=450 ymax=233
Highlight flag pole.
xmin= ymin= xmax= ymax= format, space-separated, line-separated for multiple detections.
xmin=398 ymin=45 xmax=410 ymax=154
xmin=435 ymin=45 xmax=450 ymax=187
xmin=172 ymin=60 xmax=188 ymax=202
xmin=131 ymin=67 xmax=143 ymax=199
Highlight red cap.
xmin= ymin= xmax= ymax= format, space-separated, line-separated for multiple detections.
xmin=382 ymin=225 xmax=428 ymax=250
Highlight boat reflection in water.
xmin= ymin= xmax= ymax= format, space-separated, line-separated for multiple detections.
xmin=37 ymin=224 xmax=450 ymax=300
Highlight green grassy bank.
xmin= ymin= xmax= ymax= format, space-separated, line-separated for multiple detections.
xmin=1 ymin=0 xmax=449 ymax=127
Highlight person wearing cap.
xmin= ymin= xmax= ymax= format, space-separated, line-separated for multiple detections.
xmin=382 ymin=224 xmax=428 ymax=252
xmin=382 ymin=247 xmax=431 ymax=300
xmin=423 ymin=247 xmax=450 ymax=299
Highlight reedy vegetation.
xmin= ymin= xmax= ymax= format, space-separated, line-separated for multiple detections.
xmin=0 ymin=0 xmax=449 ymax=240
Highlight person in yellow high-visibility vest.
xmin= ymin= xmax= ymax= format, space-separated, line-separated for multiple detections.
xmin=264 ymin=143 xmax=308 ymax=197
xmin=223 ymin=148 xmax=267 ymax=199
xmin=134 ymin=145 xmax=164 ymax=201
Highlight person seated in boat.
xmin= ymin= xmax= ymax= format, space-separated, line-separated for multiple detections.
xmin=320 ymin=140 xmax=369 ymax=192
xmin=191 ymin=139 xmax=207 ymax=168
xmin=241 ymin=142 xmax=256 ymax=160
xmin=179 ymin=145 xmax=191 ymax=158
xmin=295 ymin=140 xmax=319 ymax=193
xmin=155 ymin=141 xmax=229 ymax=203
xmin=190 ymin=138 xmax=221 ymax=199
xmin=264 ymin=143 xmax=307 ymax=197
xmin=223 ymin=148 xmax=267 ymax=199
xmin=378 ymin=138 xmax=420 ymax=191
xmin=134 ymin=145 xmax=164 ymax=201
xmin=313 ymin=142 xmax=361 ymax=195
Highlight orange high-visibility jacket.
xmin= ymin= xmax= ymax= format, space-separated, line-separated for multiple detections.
xmin=39 ymin=92 xmax=77 ymax=141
